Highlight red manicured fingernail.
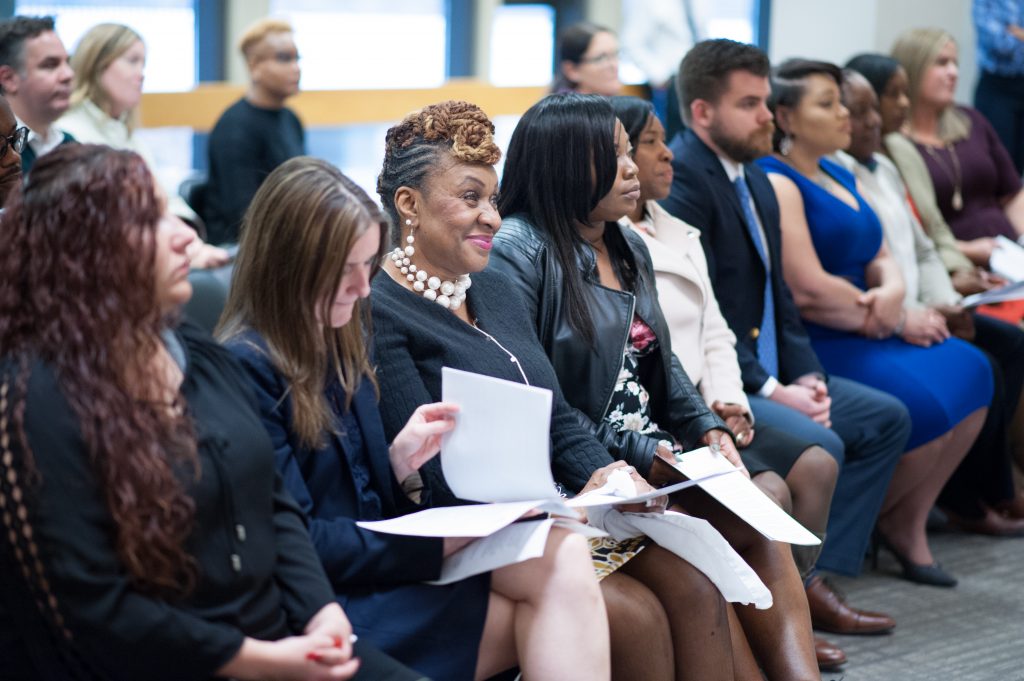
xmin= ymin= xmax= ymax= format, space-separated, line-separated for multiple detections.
xmin=306 ymin=651 xmax=322 ymax=661
xmin=333 ymin=635 xmax=343 ymax=648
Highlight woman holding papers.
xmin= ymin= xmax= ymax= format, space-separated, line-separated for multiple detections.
xmin=487 ymin=93 xmax=819 ymax=680
xmin=219 ymin=156 xmax=611 ymax=681
xmin=608 ymin=95 xmax=876 ymax=669
xmin=372 ymin=101 xmax=744 ymax=681
xmin=609 ymin=95 xmax=840 ymax=560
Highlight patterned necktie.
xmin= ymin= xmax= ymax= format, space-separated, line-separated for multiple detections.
xmin=733 ymin=175 xmax=778 ymax=377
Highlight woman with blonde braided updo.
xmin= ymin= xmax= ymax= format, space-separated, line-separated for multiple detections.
xmin=374 ymin=100 xmax=740 ymax=681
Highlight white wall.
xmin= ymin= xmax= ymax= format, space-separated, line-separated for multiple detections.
xmin=769 ymin=0 xmax=976 ymax=102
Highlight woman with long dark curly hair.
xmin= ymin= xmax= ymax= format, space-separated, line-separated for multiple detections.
xmin=0 ymin=144 xmax=414 ymax=681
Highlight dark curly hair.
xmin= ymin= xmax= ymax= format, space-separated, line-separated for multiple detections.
xmin=376 ymin=100 xmax=501 ymax=240
xmin=0 ymin=144 xmax=199 ymax=598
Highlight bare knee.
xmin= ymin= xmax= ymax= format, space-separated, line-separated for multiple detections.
xmin=628 ymin=545 xmax=725 ymax=615
xmin=493 ymin=527 xmax=598 ymax=605
xmin=601 ymin=572 xmax=673 ymax=666
xmin=541 ymin=527 xmax=598 ymax=591
xmin=754 ymin=471 xmax=792 ymax=513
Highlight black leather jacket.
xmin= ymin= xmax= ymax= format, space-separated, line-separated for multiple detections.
xmin=488 ymin=214 xmax=726 ymax=477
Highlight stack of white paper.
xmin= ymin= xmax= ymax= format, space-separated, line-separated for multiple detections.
xmin=358 ymin=368 xmax=816 ymax=587
xmin=989 ymin=236 xmax=1024 ymax=282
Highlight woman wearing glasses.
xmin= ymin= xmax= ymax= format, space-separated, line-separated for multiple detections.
xmin=551 ymin=21 xmax=622 ymax=96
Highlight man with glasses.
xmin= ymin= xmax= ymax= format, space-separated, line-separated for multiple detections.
xmin=0 ymin=93 xmax=26 ymax=207
xmin=204 ymin=18 xmax=305 ymax=245
xmin=0 ymin=15 xmax=74 ymax=174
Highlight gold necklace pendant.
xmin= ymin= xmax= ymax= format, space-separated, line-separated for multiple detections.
xmin=952 ymin=188 xmax=963 ymax=212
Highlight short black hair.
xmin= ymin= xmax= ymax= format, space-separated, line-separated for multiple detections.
xmin=845 ymin=53 xmax=901 ymax=100
xmin=768 ymin=58 xmax=843 ymax=150
xmin=609 ymin=95 xmax=655 ymax=151
xmin=499 ymin=93 xmax=640 ymax=345
xmin=551 ymin=21 xmax=613 ymax=93
xmin=0 ymin=16 xmax=56 ymax=71
xmin=677 ymin=39 xmax=770 ymax=125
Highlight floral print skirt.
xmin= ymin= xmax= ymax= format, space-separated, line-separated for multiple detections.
xmin=589 ymin=535 xmax=648 ymax=580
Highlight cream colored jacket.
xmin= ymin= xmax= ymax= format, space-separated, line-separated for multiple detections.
xmin=59 ymin=100 xmax=197 ymax=222
xmin=622 ymin=200 xmax=751 ymax=416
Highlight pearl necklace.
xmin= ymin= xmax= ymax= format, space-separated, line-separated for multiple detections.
xmin=389 ymin=222 xmax=471 ymax=310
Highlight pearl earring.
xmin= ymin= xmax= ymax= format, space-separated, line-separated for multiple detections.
xmin=389 ymin=217 xmax=471 ymax=309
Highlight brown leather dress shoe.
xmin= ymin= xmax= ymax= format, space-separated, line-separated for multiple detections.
xmin=943 ymin=505 xmax=1024 ymax=536
xmin=806 ymin=574 xmax=896 ymax=635
xmin=815 ymin=635 xmax=846 ymax=671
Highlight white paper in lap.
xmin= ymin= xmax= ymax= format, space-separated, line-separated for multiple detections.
xmin=675 ymin=447 xmax=820 ymax=545
xmin=590 ymin=508 xmax=773 ymax=609
xmin=990 ymin=236 xmax=1024 ymax=282
xmin=429 ymin=519 xmax=555 ymax=585
xmin=357 ymin=500 xmax=554 ymax=537
xmin=427 ymin=518 xmax=606 ymax=585
xmin=440 ymin=367 xmax=558 ymax=502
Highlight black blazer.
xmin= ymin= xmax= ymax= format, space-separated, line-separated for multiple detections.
xmin=0 ymin=322 xmax=334 ymax=681
xmin=225 ymin=331 xmax=444 ymax=589
xmin=660 ymin=129 xmax=824 ymax=392
xmin=489 ymin=214 xmax=725 ymax=479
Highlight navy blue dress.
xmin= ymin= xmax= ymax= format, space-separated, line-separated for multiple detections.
xmin=226 ymin=331 xmax=489 ymax=681
xmin=758 ymin=156 xmax=993 ymax=449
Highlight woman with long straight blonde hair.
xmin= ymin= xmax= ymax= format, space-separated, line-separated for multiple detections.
xmin=218 ymin=156 xmax=611 ymax=681
xmin=58 ymin=22 xmax=227 ymax=267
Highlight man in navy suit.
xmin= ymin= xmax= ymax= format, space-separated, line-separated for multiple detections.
xmin=661 ymin=39 xmax=911 ymax=664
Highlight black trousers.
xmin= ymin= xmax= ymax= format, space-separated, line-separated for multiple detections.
xmin=939 ymin=313 xmax=1024 ymax=516
xmin=975 ymin=70 xmax=1024 ymax=175
xmin=353 ymin=640 xmax=433 ymax=681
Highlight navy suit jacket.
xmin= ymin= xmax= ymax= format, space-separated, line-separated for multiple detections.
xmin=660 ymin=129 xmax=824 ymax=392
xmin=226 ymin=331 xmax=443 ymax=592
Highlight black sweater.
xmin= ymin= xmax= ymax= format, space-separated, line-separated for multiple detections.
xmin=371 ymin=270 xmax=616 ymax=499
xmin=204 ymin=98 xmax=305 ymax=244
xmin=0 ymin=322 xmax=334 ymax=681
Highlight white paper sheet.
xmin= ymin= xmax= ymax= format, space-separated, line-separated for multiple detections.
xmin=674 ymin=447 xmax=820 ymax=545
xmin=440 ymin=367 xmax=560 ymax=502
xmin=961 ymin=279 xmax=1024 ymax=307
xmin=356 ymin=499 xmax=574 ymax=537
xmin=989 ymin=236 xmax=1024 ymax=282
xmin=427 ymin=518 xmax=607 ymax=585
xmin=588 ymin=508 xmax=772 ymax=609
xmin=429 ymin=518 xmax=555 ymax=585
xmin=566 ymin=467 xmax=741 ymax=508
xmin=357 ymin=465 xmax=740 ymax=537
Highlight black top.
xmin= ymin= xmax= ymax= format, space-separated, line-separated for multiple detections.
xmin=0 ymin=321 xmax=334 ymax=681
xmin=660 ymin=129 xmax=825 ymax=391
xmin=372 ymin=270 xmax=616 ymax=498
xmin=488 ymin=214 xmax=726 ymax=478
xmin=226 ymin=330 xmax=446 ymax=588
xmin=204 ymin=98 xmax=305 ymax=245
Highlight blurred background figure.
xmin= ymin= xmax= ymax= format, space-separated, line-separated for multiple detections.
xmin=973 ymin=0 xmax=1024 ymax=174
xmin=205 ymin=18 xmax=303 ymax=245
xmin=550 ymin=21 xmax=622 ymax=96
xmin=0 ymin=15 xmax=73 ymax=173
xmin=59 ymin=22 xmax=228 ymax=269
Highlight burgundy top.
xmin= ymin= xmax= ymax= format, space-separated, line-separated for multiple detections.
xmin=915 ymin=106 xmax=1022 ymax=241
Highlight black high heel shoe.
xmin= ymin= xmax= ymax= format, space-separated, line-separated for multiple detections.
xmin=871 ymin=531 xmax=958 ymax=587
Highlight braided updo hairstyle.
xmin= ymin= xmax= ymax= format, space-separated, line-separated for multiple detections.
xmin=376 ymin=100 xmax=501 ymax=241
